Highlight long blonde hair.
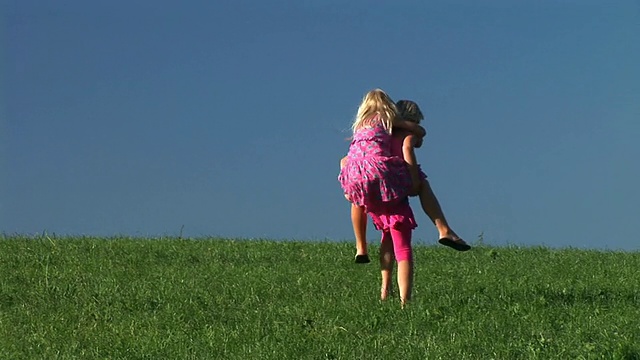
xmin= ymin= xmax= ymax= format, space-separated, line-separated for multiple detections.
xmin=352 ymin=89 xmax=398 ymax=134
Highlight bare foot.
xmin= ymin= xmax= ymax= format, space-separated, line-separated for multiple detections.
xmin=381 ymin=286 xmax=391 ymax=301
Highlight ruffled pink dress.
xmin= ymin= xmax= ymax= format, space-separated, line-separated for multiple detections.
xmin=338 ymin=120 xmax=417 ymax=231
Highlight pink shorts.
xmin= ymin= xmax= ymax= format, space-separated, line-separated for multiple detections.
xmin=368 ymin=199 xmax=416 ymax=262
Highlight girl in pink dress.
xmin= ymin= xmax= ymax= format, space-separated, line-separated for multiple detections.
xmin=345 ymin=100 xmax=471 ymax=262
xmin=338 ymin=89 xmax=421 ymax=306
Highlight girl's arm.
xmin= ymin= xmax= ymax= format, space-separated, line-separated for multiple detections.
xmin=395 ymin=120 xmax=426 ymax=138
xmin=402 ymin=134 xmax=422 ymax=196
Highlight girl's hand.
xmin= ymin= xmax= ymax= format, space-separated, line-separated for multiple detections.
xmin=396 ymin=120 xmax=426 ymax=137
xmin=413 ymin=124 xmax=427 ymax=138
xmin=340 ymin=156 xmax=348 ymax=169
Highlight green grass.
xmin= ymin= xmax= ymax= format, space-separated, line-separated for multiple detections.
xmin=1 ymin=235 xmax=639 ymax=359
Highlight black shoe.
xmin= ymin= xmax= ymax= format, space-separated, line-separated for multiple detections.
xmin=438 ymin=238 xmax=471 ymax=252
xmin=354 ymin=254 xmax=371 ymax=263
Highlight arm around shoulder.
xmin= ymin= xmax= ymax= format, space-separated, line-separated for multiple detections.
xmin=396 ymin=120 xmax=426 ymax=138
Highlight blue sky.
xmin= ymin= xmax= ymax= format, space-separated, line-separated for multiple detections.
xmin=3 ymin=1 xmax=639 ymax=250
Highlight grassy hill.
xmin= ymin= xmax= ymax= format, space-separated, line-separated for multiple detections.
xmin=1 ymin=236 xmax=639 ymax=359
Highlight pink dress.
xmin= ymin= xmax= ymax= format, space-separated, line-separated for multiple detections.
xmin=340 ymin=123 xmax=419 ymax=256
xmin=338 ymin=122 xmax=412 ymax=212
xmin=366 ymin=130 xmax=423 ymax=233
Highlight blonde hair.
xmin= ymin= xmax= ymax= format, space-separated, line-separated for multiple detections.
xmin=396 ymin=100 xmax=424 ymax=124
xmin=352 ymin=89 xmax=398 ymax=134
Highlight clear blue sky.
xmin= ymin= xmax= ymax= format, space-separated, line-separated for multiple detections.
xmin=3 ymin=1 xmax=639 ymax=250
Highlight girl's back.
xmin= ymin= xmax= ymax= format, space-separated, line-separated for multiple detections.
xmin=347 ymin=124 xmax=394 ymax=159
xmin=339 ymin=124 xmax=413 ymax=208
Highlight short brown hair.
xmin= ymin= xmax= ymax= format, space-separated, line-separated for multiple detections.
xmin=396 ymin=100 xmax=424 ymax=124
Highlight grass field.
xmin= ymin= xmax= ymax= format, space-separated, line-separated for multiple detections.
xmin=1 ymin=236 xmax=639 ymax=359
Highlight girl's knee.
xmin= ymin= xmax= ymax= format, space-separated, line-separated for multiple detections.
xmin=394 ymin=247 xmax=413 ymax=262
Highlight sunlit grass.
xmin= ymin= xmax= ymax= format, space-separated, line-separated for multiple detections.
xmin=1 ymin=235 xmax=639 ymax=359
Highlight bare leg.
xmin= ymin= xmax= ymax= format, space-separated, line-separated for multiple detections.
xmin=379 ymin=231 xmax=394 ymax=301
xmin=418 ymin=179 xmax=470 ymax=251
xmin=342 ymin=158 xmax=370 ymax=261
xmin=351 ymin=204 xmax=369 ymax=261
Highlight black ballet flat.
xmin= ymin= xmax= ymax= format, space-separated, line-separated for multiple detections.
xmin=354 ymin=254 xmax=371 ymax=263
